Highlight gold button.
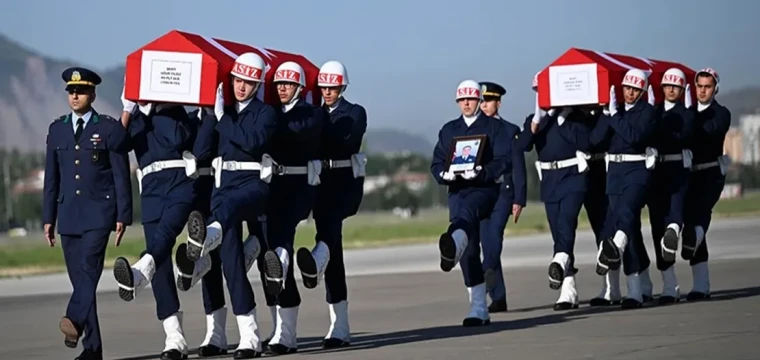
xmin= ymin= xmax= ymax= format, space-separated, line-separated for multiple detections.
xmin=75 ymin=159 xmax=80 ymax=165
xmin=76 ymin=190 xmax=81 ymax=195
xmin=75 ymin=145 xmax=80 ymax=150
xmin=75 ymin=174 xmax=80 ymax=180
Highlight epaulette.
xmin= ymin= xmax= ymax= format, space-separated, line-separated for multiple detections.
xmin=99 ymin=114 xmax=118 ymax=122
xmin=53 ymin=114 xmax=67 ymax=123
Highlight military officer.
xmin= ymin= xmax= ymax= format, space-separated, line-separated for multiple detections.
xmin=477 ymin=81 xmax=527 ymax=313
xmin=432 ymin=79 xmax=515 ymax=326
xmin=183 ymin=52 xmax=277 ymax=359
xmin=681 ymin=68 xmax=731 ymax=301
xmin=294 ymin=60 xmax=367 ymax=349
xmin=44 ymin=67 xmax=133 ymax=360
xmin=590 ymin=69 xmax=657 ymax=309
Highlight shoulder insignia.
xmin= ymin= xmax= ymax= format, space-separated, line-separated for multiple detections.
xmin=53 ymin=115 xmax=66 ymax=123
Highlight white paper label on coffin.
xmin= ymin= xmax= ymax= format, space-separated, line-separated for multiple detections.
xmin=548 ymin=63 xmax=599 ymax=106
xmin=139 ymin=50 xmax=203 ymax=104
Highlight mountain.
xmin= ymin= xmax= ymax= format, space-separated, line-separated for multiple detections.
xmin=718 ymin=87 xmax=760 ymax=121
xmin=0 ymin=33 xmax=432 ymax=155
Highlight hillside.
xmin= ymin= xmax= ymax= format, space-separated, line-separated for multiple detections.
xmin=0 ymin=34 xmax=432 ymax=154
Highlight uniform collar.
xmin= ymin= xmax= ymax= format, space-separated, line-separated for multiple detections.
xmin=237 ymin=97 xmax=254 ymax=113
xmin=64 ymin=109 xmax=99 ymax=125
xmin=327 ymin=98 xmax=347 ymax=113
xmin=697 ymin=100 xmax=712 ymax=112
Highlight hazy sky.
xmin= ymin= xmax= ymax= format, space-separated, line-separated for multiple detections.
xmin=1 ymin=0 xmax=758 ymax=142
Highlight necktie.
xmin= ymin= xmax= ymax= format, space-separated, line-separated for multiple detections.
xmin=74 ymin=118 xmax=84 ymax=142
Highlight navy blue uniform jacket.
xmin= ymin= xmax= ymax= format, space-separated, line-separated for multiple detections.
xmin=651 ymin=102 xmax=694 ymax=191
xmin=43 ymin=111 xmax=133 ymax=235
xmin=690 ymin=100 xmax=731 ymax=173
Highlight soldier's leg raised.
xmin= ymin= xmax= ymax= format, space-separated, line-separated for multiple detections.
xmin=614 ymin=185 xmax=649 ymax=309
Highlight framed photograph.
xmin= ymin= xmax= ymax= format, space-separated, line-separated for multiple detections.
xmin=444 ymin=134 xmax=487 ymax=174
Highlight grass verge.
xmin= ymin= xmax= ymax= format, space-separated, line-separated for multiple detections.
xmin=1 ymin=193 xmax=758 ymax=277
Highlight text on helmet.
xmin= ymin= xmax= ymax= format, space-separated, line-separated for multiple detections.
xmin=623 ymin=75 xmax=645 ymax=88
xmin=457 ymin=87 xmax=481 ymax=98
xmin=275 ymin=69 xmax=301 ymax=83
xmin=318 ymin=73 xmax=344 ymax=85
xmin=662 ymin=74 xmax=684 ymax=86
xmin=232 ymin=62 xmax=261 ymax=79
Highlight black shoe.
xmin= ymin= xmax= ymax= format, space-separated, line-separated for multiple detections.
xmin=322 ymin=338 xmax=351 ymax=349
xmin=488 ymin=298 xmax=508 ymax=313
xmin=198 ymin=344 xmax=227 ymax=357
xmin=160 ymin=349 xmax=187 ymax=360
xmin=296 ymin=247 xmax=318 ymax=289
xmin=687 ymin=291 xmax=711 ymax=301
xmin=263 ymin=250 xmax=284 ymax=296
xmin=621 ymin=298 xmax=642 ymax=309
xmin=59 ymin=316 xmax=81 ymax=348
xmin=233 ymin=349 xmax=262 ymax=359
xmin=661 ymin=228 xmax=679 ymax=263
xmin=462 ymin=317 xmax=490 ymax=327
xmin=553 ymin=302 xmax=579 ymax=311
xmin=438 ymin=233 xmax=456 ymax=272
xmin=596 ymin=238 xmax=621 ymax=275
xmin=185 ymin=210 xmax=207 ymax=261
xmin=642 ymin=295 xmax=654 ymax=303
xmin=75 ymin=349 xmax=103 ymax=360
xmin=113 ymin=257 xmax=135 ymax=301
xmin=658 ymin=295 xmax=679 ymax=305
xmin=267 ymin=343 xmax=297 ymax=355
xmin=681 ymin=226 xmax=696 ymax=261
xmin=174 ymin=243 xmax=194 ymax=291
xmin=548 ymin=262 xmax=564 ymax=290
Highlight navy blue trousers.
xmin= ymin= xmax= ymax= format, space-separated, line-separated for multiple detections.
xmin=683 ymin=172 xmax=726 ymax=265
xmin=479 ymin=192 xmax=512 ymax=301
xmin=545 ymin=191 xmax=585 ymax=271
xmin=642 ymin=167 xmax=690 ymax=271
xmin=143 ymin=201 xmax=192 ymax=320
xmin=604 ymin=185 xmax=648 ymax=275
xmin=61 ymin=229 xmax=111 ymax=352
xmin=211 ymin=186 xmax=268 ymax=315
xmin=449 ymin=188 xmax=499 ymax=287
xmin=584 ymin=168 xmax=608 ymax=247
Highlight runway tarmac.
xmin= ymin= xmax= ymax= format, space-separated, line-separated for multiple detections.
xmin=0 ymin=217 xmax=758 ymax=359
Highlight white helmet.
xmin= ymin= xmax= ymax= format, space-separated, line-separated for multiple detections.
xmin=532 ymin=71 xmax=539 ymax=89
xmin=621 ymin=68 xmax=648 ymax=91
xmin=661 ymin=68 xmax=686 ymax=88
xmin=318 ymin=60 xmax=349 ymax=87
xmin=231 ymin=52 xmax=266 ymax=82
xmin=455 ymin=80 xmax=483 ymax=101
xmin=274 ymin=61 xmax=306 ymax=87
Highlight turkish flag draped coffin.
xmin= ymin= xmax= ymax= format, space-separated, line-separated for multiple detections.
xmin=124 ymin=30 xmax=322 ymax=107
xmin=536 ymin=48 xmax=697 ymax=108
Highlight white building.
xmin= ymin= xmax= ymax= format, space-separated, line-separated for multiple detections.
xmin=740 ymin=114 xmax=760 ymax=165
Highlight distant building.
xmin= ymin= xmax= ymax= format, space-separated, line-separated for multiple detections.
xmin=740 ymin=114 xmax=760 ymax=164
xmin=12 ymin=168 xmax=43 ymax=195
xmin=724 ymin=128 xmax=743 ymax=163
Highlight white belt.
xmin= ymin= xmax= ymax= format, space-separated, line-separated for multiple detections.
xmin=604 ymin=147 xmax=658 ymax=171
xmin=692 ymin=155 xmax=729 ymax=175
xmin=659 ymin=149 xmax=693 ymax=169
xmin=211 ymin=155 xmax=270 ymax=188
xmin=534 ymin=151 xmax=590 ymax=181
xmin=135 ymin=151 xmax=199 ymax=194
xmin=323 ymin=153 xmax=367 ymax=178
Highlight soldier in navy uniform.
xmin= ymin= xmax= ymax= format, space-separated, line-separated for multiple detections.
xmin=590 ymin=69 xmax=657 ymax=309
xmin=517 ymin=87 xmax=592 ymax=310
xmin=432 ymin=79 xmax=515 ymax=327
xmin=477 ymin=81 xmax=526 ymax=313
xmin=681 ymin=68 xmax=731 ymax=301
xmin=293 ymin=60 xmax=367 ymax=349
xmin=44 ymin=67 xmax=133 ymax=360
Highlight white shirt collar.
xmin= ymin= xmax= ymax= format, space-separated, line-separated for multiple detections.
xmin=664 ymin=100 xmax=676 ymax=111
xmin=236 ymin=98 xmax=253 ymax=113
xmin=71 ymin=110 xmax=92 ymax=130
xmin=697 ymin=101 xmax=712 ymax=112
xmin=328 ymin=98 xmax=343 ymax=113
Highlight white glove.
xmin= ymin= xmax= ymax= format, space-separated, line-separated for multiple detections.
xmin=120 ymin=76 xmax=136 ymax=113
xmin=608 ymin=85 xmax=618 ymax=116
xmin=137 ymin=102 xmax=153 ymax=116
xmin=440 ymin=171 xmax=455 ymax=181
xmin=531 ymin=93 xmax=542 ymax=124
xmin=460 ymin=169 xmax=478 ymax=180
xmin=214 ymin=83 xmax=225 ymax=121
xmin=684 ymin=84 xmax=693 ymax=108
xmin=557 ymin=107 xmax=572 ymax=126
xmin=647 ymin=85 xmax=655 ymax=106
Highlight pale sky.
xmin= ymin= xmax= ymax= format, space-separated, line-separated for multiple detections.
xmin=1 ymin=0 xmax=758 ymax=142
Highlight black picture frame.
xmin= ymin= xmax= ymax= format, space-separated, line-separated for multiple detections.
xmin=444 ymin=134 xmax=487 ymax=174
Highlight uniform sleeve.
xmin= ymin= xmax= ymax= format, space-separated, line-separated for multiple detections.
xmin=430 ymin=128 xmax=450 ymax=185
xmin=702 ymin=107 xmax=731 ymax=136
xmin=557 ymin=119 xmax=591 ymax=152
xmin=674 ymin=107 xmax=695 ymax=147
xmin=151 ymin=110 xmax=193 ymax=149
xmin=516 ymin=115 xmax=535 ymax=152
xmin=108 ymin=126 xmax=133 ymax=225
xmin=480 ymin=123 xmax=511 ymax=183
xmin=42 ymin=124 xmax=61 ymax=226
xmin=127 ymin=110 xmax=148 ymax=138
xmin=215 ymin=105 xmax=277 ymax=153
xmin=590 ymin=114 xmax=611 ymax=147
xmin=192 ymin=112 xmax=219 ymax=161
xmin=344 ymin=105 xmax=367 ymax=147
xmin=511 ymin=132 xmax=527 ymax=206
xmin=286 ymin=106 xmax=325 ymax=140
xmin=607 ymin=105 xmax=656 ymax=147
